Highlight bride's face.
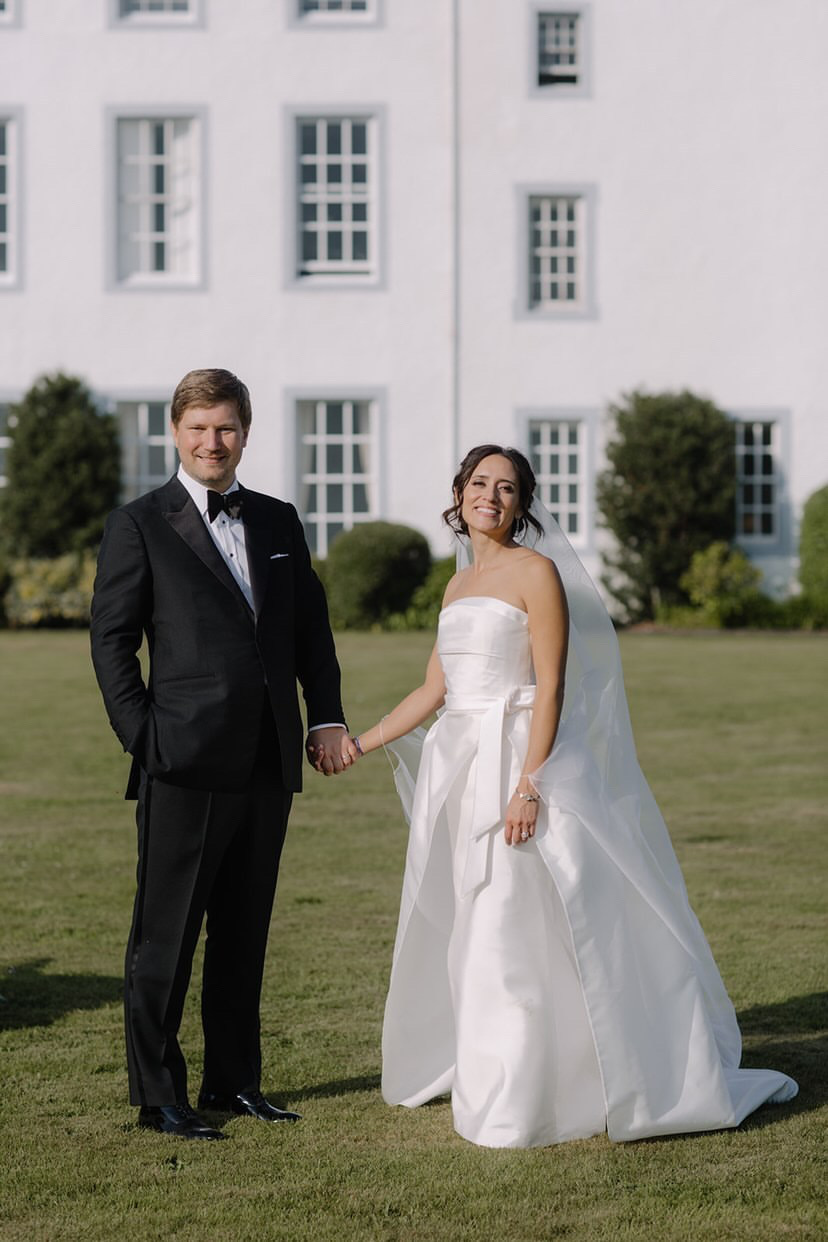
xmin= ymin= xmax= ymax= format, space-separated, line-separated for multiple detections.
xmin=460 ymin=454 xmax=522 ymax=538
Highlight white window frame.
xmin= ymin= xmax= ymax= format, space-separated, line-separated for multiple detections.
xmin=518 ymin=185 xmax=597 ymax=319
xmin=113 ymin=397 xmax=178 ymax=501
xmin=0 ymin=113 xmax=20 ymax=288
xmin=290 ymin=109 xmax=383 ymax=288
xmin=109 ymin=108 xmax=205 ymax=290
xmin=294 ymin=396 xmax=379 ymax=556
xmin=295 ymin=0 xmax=379 ymax=24
xmin=529 ymin=2 xmax=592 ymax=99
xmin=110 ymin=0 xmax=204 ymax=28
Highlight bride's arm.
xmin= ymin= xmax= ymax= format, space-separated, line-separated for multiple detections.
xmin=505 ymin=556 xmax=569 ymax=844
xmin=349 ymin=641 xmax=446 ymax=757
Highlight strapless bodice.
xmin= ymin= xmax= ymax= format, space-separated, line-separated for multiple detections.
xmin=438 ymin=598 xmax=533 ymax=698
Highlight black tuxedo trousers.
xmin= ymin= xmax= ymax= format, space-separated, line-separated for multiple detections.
xmin=127 ymin=704 xmax=291 ymax=1107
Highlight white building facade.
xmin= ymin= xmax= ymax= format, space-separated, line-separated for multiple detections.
xmin=1 ymin=0 xmax=826 ymax=591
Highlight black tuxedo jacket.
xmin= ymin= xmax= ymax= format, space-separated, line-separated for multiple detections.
xmin=90 ymin=476 xmax=344 ymax=796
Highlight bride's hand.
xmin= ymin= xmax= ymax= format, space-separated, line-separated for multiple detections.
xmin=504 ymin=787 xmax=539 ymax=846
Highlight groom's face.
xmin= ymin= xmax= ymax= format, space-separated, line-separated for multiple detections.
xmin=173 ymin=401 xmax=249 ymax=493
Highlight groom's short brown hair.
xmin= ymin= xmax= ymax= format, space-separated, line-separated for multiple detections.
xmin=171 ymin=369 xmax=253 ymax=432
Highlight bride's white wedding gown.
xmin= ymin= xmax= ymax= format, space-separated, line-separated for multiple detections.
xmin=382 ymin=596 xmax=797 ymax=1149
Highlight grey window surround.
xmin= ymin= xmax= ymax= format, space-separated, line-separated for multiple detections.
xmin=528 ymin=1 xmax=593 ymax=100
xmin=284 ymin=104 xmax=387 ymax=292
xmin=516 ymin=183 xmax=598 ymax=321
xmin=730 ymin=408 xmax=793 ymax=560
xmin=0 ymin=107 xmax=22 ymax=289
xmin=108 ymin=0 xmax=206 ymax=30
xmin=515 ymin=406 xmax=600 ymax=553
xmin=105 ymin=105 xmax=208 ymax=293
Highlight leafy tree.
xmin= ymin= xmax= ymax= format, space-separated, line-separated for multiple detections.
xmin=596 ymin=389 xmax=736 ymax=620
xmin=0 ymin=373 xmax=121 ymax=557
xmin=798 ymin=484 xmax=828 ymax=602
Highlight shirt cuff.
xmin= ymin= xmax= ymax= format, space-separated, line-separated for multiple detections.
xmin=308 ymin=722 xmax=347 ymax=732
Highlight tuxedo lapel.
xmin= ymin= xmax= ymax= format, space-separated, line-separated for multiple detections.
xmin=160 ymin=477 xmax=252 ymax=609
xmin=240 ymin=487 xmax=274 ymax=617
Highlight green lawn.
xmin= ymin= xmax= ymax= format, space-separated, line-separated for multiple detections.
xmin=0 ymin=630 xmax=826 ymax=1242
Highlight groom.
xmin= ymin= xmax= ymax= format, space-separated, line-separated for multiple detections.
xmin=91 ymin=368 xmax=348 ymax=1140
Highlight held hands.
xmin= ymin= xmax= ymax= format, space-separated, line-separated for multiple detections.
xmin=306 ymin=728 xmax=362 ymax=776
xmin=504 ymin=780 xmax=540 ymax=846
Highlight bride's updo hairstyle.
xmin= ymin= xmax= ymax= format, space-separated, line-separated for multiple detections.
xmin=443 ymin=444 xmax=544 ymax=541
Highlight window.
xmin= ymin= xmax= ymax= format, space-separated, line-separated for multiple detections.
xmin=115 ymin=0 xmax=197 ymax=20
xmin=116 ymin=400 xmax=178 ymax=500
xmin=0 ymin=403 xmax=12 ymax=487
xmin=299 ymin=0 xmax=370 ymax=11
xmin=296 ymin=117 xmax=375 ymax=279
xmin=528 ymin=419 xmax=584 ymax=538
xmin=116 ymin=117 xmax=200 ymax=285
xmin=529 ymin=194 xmax=586 ymax=310
xmin=735 ymin=420 xmax=779 ymax=540
xmin=0 ymin=118 xmax=17 ymax=284
xmin=296 ymin=398 xmax=376 ymax=555
xmin=537 ymin=12 xmax=581 ymax=86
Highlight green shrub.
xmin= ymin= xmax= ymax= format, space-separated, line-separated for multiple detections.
xmin=679 ymin=541 xmax=764 ymax=627
xmin=385 ymin=555 xmax=456 ymax=631
xmin=596 ymin=389 xmax=736 ymax=621
xmin=799 ymin=484 xmax=828 ymax=602
xmin=5 ymin=553 xmax=97 ymax=628
xmin=773 ymin=593 xmax=828 ymax=631
xmin=325 ymin=522 xmax=431 ymax=629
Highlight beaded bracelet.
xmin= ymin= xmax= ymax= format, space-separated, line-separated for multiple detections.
xmin=352 ymin=735 xmax=364 ymax=756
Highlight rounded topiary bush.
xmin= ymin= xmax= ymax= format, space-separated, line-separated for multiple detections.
xmin=325 ymin=521 xmax=431 ymax=629
xmin=799 ymin=484 xmax=828 ymax=602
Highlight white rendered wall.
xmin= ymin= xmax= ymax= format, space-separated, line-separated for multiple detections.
xmin=1 ymin=0 xmax=826 ymax=585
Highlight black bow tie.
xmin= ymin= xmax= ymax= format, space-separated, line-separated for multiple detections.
xmin=207 ymin=490 xmax=244 ymax=523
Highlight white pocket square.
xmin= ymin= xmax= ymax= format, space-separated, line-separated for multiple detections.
xmin=270 ymin=553 xmax=290 ymax=560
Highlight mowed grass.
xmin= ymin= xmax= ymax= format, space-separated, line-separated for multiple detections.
xmin=0 ymin=629 xmax=826 ymax=1242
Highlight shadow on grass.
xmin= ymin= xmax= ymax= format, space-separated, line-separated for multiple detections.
xmin=0 ymin=957 xmax=121 ymax=1031
xmin=288 ymin=1072 xmax=382 ymax=1102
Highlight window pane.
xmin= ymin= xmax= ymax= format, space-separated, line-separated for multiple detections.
xmin=353 ymin=482 xmax=369 ymax=513
xmin=147 ymin=402 xmax=167 ymax=436
xmin=326 ymin=443 xmax=344 ymax=473
xmin=326 ymin=404 xmax=343 ymax=434
xmin=327 ymin=483 xmax=343 ymax=511
xmin=148 ymin=445 xmax=167 ymax=475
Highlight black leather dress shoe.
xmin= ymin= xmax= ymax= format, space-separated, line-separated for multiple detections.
xmin=197 ymin=1088 xmax=301 ymax=1123
xmin=138 ymin=1102 xmax=226 ymax=1140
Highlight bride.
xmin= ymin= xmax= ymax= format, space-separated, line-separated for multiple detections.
xmin=338 ymin=444 xmax=797 ymax=1149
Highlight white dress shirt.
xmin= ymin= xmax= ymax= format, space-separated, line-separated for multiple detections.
xmin=177 ymin=465 xmax=253 ymax=610
xmin=177 ymin=466 xmax=344 ymax=735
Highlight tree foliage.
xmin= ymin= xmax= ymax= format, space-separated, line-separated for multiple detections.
xmin=596 ymin=389 xmax=736 ymax=620
xmin=798 ymin=484 xmax=828 ymax=602
xmin=0 ymin=373 xmax=121 ymax=557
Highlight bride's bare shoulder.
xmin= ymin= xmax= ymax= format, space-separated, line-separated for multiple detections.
xmin=519 ymin=549 xmax=565 ymax=600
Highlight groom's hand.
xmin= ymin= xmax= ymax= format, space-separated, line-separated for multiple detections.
xmin=306 ymin=726 xmax=350 ymax=775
